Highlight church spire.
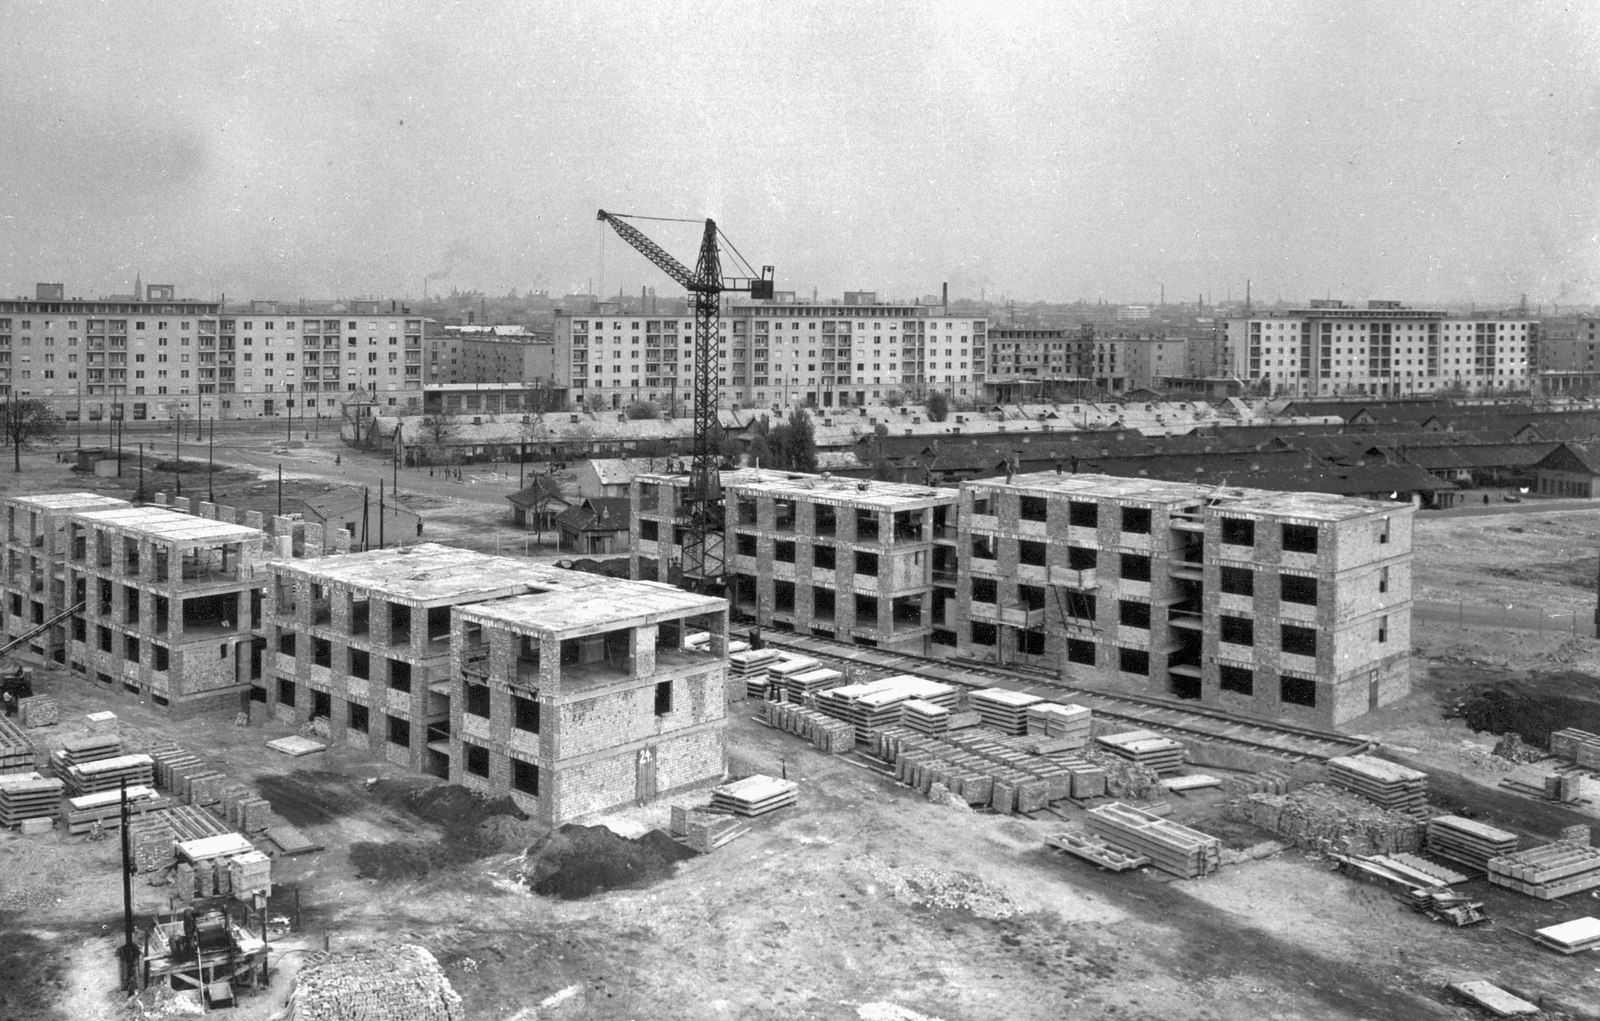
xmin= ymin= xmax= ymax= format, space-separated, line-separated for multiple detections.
xmin=133 ymin=271 xmax=142 ymax=301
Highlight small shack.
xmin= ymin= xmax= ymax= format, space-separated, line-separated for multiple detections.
xmin=507 ymin=476 xmax=571 ymax=533
xmin=555 ymin=496 xmax=631 ymax=554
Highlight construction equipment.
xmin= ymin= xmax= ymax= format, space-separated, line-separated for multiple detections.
xmin=597 ymin=210 xmax=773 ymax=590
xmin=0 ymin=601 xmax=83 ymax=713
xmin=0 ymin=599 xmax=85 ymax=661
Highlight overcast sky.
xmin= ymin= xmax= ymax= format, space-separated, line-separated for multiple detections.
xmin=2 ymin=1 xmax=1596 ymax=307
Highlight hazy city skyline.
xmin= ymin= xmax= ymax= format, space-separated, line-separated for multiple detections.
xmin=1 ymin=1 xmax=1595 ymax=308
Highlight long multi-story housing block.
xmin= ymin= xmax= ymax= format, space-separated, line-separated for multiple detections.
xmin=554 ymin=294 xmax=987 ymax=412
xmin=1224 ymin=299 xmax=1537 ymax=398
xmin=630 ymin=468 xmax=1413 ymax=728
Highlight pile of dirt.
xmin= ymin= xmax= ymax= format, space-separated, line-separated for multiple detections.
xmin=519 ymin=824 xmax=697 ymax=899
xmin=557 ymin=557 xmax=632 ymax=579
xmin=369 ymin=778 xmax=527 ymax=830
xmin=1453 ymin=679 xmax=1600 ymax=748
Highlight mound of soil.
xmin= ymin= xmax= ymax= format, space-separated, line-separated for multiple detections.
xmin=349 ymin=841 xmax=443 ymax=881
xmin=520 ymin=824 xmax=697 ymax=900
xmin=369 ymin=778 xmax=527 ymax=830
xmin=1453 ymin=673 xmax=1600 ymax=747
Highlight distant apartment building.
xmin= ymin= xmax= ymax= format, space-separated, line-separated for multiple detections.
xmin=553 ymin=294 xmax=987 ymax=411
xmin=426 ymin=326 xmax=557 ymax=385
xmin=1223 ymin=300 xmax=1537 ymax=397
xmin=987 ymin=327 xmax=1087 ymax=383
xmin=1120 ymin=335 xmax=1189 ymax=391
xmin=0 ymin=286 xmax=427 ymax=421
xmin=630 ymin=468 xmax=1413 ymax=727
xmin=1535 ymin=319 xmax=1600 ymax=394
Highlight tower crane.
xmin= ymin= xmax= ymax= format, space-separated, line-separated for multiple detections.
xmin=596 ymin=210 xmax=773 ymax=591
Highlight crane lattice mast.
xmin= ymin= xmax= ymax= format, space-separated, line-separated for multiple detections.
xmin=596 ymin=210 xmax=772 ymax=590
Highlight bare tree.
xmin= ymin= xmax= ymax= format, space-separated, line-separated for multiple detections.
xmin=419 ymin=412 xmax=459 ymax=465
xmin=1 ymin=399 xmax=63 ymax=472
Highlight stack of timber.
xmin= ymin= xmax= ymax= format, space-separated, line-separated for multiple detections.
xmin=0 ymin=773 xmax=63 ymax=827
xmin=16 ymin=696 xmax=57 ymax=728
xmin=728 ymin=649 xmax=779 ymax=699
xmin=62 ymin=754 xmax=154 ymax=798
xmin=1426 ymin=816 xmax=1518 ymax=872
xmin=1026 ymin=703 xmax=1092 ymax=748
xmin=1227 ymin=783 xmax=1424 ymax=855
xmin=1551 ymin=728 xmax=1600 ymax=769
xmin=1533 ymin=917 xmax=1600 ymax=955
xmin=0 ymin=717 xmax=36 ymax=775
xmin=61 ymin=786 xmax=170 ymax=835
xmin=1487 ymin=842 xmax=1600 ymax=899
xmin=1045 ymin=831 xmax=1150 ymax=871
xmin=900 ymin=699 xmax=950 ymax=736
xmin=712 ymin=775 xmax=798 ymax=817
xmin=1327 ymin=755 xmax=1428 ymax=814
xmin=967 ymin=688 xmax=1042 ymax=735
xmin=765 ymin=655 xmax=821 ymax=699
xmin=51 ymin=733 xmax=121 ymax=772
xmin=1085 ymin=801 xmax=1222 ymax=878
xmin=761 ymin=700 xmax=856 ymax=753
xmin=1095 ymin=730 xmax=1185 ymax=774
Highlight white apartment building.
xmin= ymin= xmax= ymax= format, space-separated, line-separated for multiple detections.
xmin=553 ymin=294 xmax=987 ymax=411
xmin=0 ymin=286 xmax=424 ymax=421
xmin=1224 ymin=299 xmax=1537 ymax=397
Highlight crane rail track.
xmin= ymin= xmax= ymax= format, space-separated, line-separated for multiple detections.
xmin=756 ymin=632 xmax=1368 ymax=764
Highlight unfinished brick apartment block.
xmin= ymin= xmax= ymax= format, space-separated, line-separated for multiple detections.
xmin=61 ymin=503 xmax=272 ymax=716
xmin=260 ymin=544 xmax=569 ymax=777
xmin=0 ymin=493 xmax=130 ymax=663
xmin=955 ymin=473 xmax=1412 ymax=727
xmin=453 ymin=577 xmax=728 ymax=825
xmin=631 ymin=469 xmax=959 ymax=654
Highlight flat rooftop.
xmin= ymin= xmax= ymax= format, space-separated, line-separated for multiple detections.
xmin=975 ymin=472 xmax=1397 ymax=521
xmin=460 ymin=579 xmax=725 ymax=637
xmin=716 ymin=469 xmax=954 ymax=510
xmin=4 ymin=493 xmax=129 ymax=513
xmin=70 ymin=506 xmax=263 ymax=545
xmin=273 ymin=543 xmax=609 ymax=605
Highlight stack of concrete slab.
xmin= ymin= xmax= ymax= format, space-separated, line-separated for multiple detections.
xmin=765 ymin=655 xmax=821 ymax=699
xmin=1095 ymin=730 xmax=1184 ymax=775
xmin=1220 ymin=771 xmax=1295 ymax=796
xmin=1026 ymin=703 xmax=1091 ymax=748
xmin=62 ymin=754 xmax=155 ymax=798
xmin=728 ymin=649 xmax=780 ymax=699
xmin=52 ymin=734 xmax=121 ymax=771
xmin=900 ymin=699 xmax=950 ymax=736
xmin=16 ymin=696 xmax=57 ymax=729
xmin=1533 ymin=917 xmax=1600 ymax=954
xmin=873 ymin=675 xmax=959 ymax=710
xmin=1488 ymin=841 xmax=1600 ymax=899
xmin=0 ymin=717 xmax=35 ymax=775
xmin=1551 ymin=728 xmax=1600 ymax=769
xmin=1327 ymin=755 xmax=1428 ymax=814
xmin=781 ymin=667 xmax=845 ymax=702
xmin=1086 ymin=802 xmax=1222 ymax=879
xmin=967 ymin=688 xmax=1042 ymax=735
xmin=815 ymin=685 xmax=907 ymax=739
xmin=761 ymin=700 xmax=856 ymax=753
xmin=61 ymin=786 xmax=170 ymax=835
xmin=0 ymin=773 xmax=63 ymax=828
xmin=1447 ymin=981 xmax=1540 ymax=1016
xmin=873 ymin=725 xmax=1088 ymax=812
xmin=712 ymin=775 xmax=798 ymax=817
xmin=1045 ymin=831 xmax=1150 ymax=872
xmin=1427 ymin=816 xmax=1518 ymax=871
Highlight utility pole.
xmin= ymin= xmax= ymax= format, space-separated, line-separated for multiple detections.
xmin=378 ymin=479 xmax=385 ymax=549
xmin=174 ymin=418 xmax=182 ymax=499
xmin=277 ymin=464 xmax=283 ymax=517
xmin=119 ymin=779 xmax=136 ymax=993
xmin=207 ymin=416 xmax=215 ymax=503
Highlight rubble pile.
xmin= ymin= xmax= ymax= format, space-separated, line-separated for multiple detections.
xmin=1082 ymin=747 xmax=1164 ymax=800
xmin=1226 ymin=783 xmax=1424 ymax=855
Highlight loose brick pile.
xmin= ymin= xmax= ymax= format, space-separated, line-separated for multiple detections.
xmin=1227 ymin=783 xmax=1424 ymax=855
xmin=16 ymin=696 xmax=57 ymax=729
xmin=287 ymin=944 xmax=464 ymax=1021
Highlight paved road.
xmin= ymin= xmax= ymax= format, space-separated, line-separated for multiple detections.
xmin=1414 ymin=598 xmax=1590 ymax=634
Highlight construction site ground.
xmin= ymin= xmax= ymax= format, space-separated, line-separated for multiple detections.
xmin=7 ymin=454 xmax=1600 ymax=1017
